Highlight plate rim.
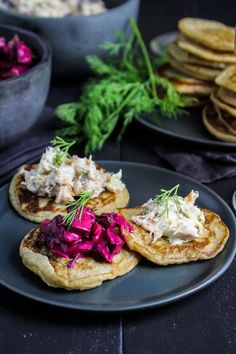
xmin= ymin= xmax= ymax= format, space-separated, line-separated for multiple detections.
xmin=136 ymin=115 xmax=236 ymax=149
xmin=1 ymin=161 xmax=236 ymax=312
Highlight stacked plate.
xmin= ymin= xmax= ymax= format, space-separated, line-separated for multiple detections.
xmin=161 ymin=18 xmax=236 ymax=107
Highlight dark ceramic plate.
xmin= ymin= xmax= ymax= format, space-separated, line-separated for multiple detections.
xmin=141 ymin=32 xmax=236 ymax=150
xmin=0 ymin=162 xmax=235 ymax=312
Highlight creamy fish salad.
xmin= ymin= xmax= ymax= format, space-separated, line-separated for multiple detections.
xmin=0 ymin=0 xmax=106 ymax=17
xmin=132 ymin=191 xmax=206 ymax=245
xmin=21 ymin=147 xmax=125 ymax=203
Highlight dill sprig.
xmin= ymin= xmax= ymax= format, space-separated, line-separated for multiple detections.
xmin=55 ymin=18 xmax=185 ymax=155
xmin=153 ymin=184 xmax=181 ymax=216
xmin=63 ymin=191 xmax=93 ymax=229
xmin=51 ymin=136 xmax=76 ymax=167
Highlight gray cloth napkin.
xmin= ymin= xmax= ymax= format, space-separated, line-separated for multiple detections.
xmin=153 ymin=144 xmax=236 ymax=183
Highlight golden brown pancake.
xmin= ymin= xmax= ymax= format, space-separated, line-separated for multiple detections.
xmin=9 ymin=164 xmax=130 ymax=223
xmin=211 ymin=91 xmax=236 ymax=118
xmin=178 ymin=18 xmax=234 ymax=52
xmin=215 ymin=65 xmax=236 ymax=93
xmin=168 ymin=41 xmax=227 ymax=69
xmin=177 ymin=34 xmax=236 ymax=64
xmin=169 ymin=56 xmax=221 ymax=81
xmin=203 ymin=104 xmax=236 ymax=142
xmin=217 ymin=87 xmax=236 ymax=108
xmin=120 ymin=207 xmax=229 ymax=265
xmin=20 ymin=227 xmax=141 ymax=291
xmin=160 ymin=66 xmax=215 ymax=95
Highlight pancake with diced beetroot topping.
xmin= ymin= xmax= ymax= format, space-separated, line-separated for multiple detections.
xmin=119 ymin=207 xmax=229 ymax=265
xmin=20 ymin=227 xmax=141 ymax=291
xmin=9 ymin=164 xmax=130 ymax=223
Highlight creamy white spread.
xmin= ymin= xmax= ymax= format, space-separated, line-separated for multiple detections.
xmin=132 ymin=191 xmax=206 ymax=245
xmin=21 ymin=147 xmax=125 ymax=203
xmin=1 ymin=0 xmax=106 ymax=17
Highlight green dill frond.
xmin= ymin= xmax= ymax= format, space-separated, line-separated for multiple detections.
xmin=153 ymin=184 xmax=182 ymax=216
xmin=51 ymin=136 xmax=76 ymax=167
xmin=55 ymin=19 xmax=186 ymax=155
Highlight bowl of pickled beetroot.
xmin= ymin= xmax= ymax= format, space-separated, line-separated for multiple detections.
xmin=0 ymin=25 xmax=51 ymax=148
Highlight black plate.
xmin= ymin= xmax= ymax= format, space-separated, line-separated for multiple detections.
xmin=0 ymin=162 xmax=235 ymax=312
xmin=140 ymin=32 xmax=236 ymax=150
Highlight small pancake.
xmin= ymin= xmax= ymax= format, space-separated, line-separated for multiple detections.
xmin=20 ymin=227 xmax=141 ymax=291
xmin=169 ymin=56 xmax=221 ymax=81
xmin=168 ymin=42 xmax=227 ymax=69
xmin=215 ymin=65 xmax=236 ymax=93
xmin=178 ymin=18 xmax=234 ymax=52
xmin=160 ymin=66 xmax=215 ymax=95
xmin=203 ymin=104 xmax=236 ymax=142
xmin=217 ymin=87 xmax=236 ymax=108
xmin=9 ymin=164 xmax=130 ymax=223
xmin=177 ymin=34 xmax=236 ymax=64
xmin=173 ymin=82 xmax=214 ymax=96
xmin=120 ymin=207 xmax=229 ymax=265
xmin=211 ymin=91 xmax=236 ymax=118
xmin=160 ymin=66 xmax=204 ymax=83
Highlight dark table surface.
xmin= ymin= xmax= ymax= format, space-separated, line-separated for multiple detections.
xmin=1 ymin=1 xmax=236 ymax=353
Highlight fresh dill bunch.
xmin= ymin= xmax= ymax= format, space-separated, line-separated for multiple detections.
xmin=63 ymin=191 xmax=93 ymax=229
xmin=55 ymin=18 xmax=185 ymax=154
xmin=153 ymin=184 xmax=182 ymax=216
xmin=51 ymin=136 xmax=76 ymax=167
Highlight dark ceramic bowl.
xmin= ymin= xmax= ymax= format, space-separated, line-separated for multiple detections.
xmin=0 ymin=25 xmax=51 ymax=148
xmin=0 ymin=0 xmax=140 ymax=79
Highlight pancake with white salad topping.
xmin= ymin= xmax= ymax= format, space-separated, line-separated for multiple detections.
xmin=9 ymin=138 xmax=129 ymax=223
xmin=120 ymin=186 xmax=229 ymax=265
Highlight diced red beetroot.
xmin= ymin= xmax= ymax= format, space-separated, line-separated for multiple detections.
xmin=10 ymin=65 xmax=29 ymax=76
xmin=105 ymin=228 xmax=123 ymax=246
xmin=64 ymin=230 xmax=82 ymax=243
xmin=16 ymin=42 xmax=32 ymax=64
xmin=96 ymin=239 xmax=113 ymax=263
xmin=0 ymin=37 xmax=6 ymax=49
xmin=70 ymin=207 xmax=94 ymax=232
xmin=40 ymin=219 xmax=51 ymax=234
xmin=0 ymin=35 xmax=34 ymax=81
xmin=67 ymin=241 xmax=94 ymax=255
xmin=50 ymin=245 xmax=69 ymax=258
xmin=38 ymin=207 xmax=133 ymax=268
xmin=91 ymin=223 xmax=103 ymax=243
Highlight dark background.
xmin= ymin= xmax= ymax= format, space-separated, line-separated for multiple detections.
xmin=1 ymin=1 xmax=236 ymax=354
xmin=139 ymin=0 xmax=235 ymax=43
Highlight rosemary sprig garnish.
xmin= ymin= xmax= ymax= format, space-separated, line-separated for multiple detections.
xmin=63 ymin=191 xmax=93 ymax=229
xmin=153 ymin=184 xmax=181 ymax=216
xmin=51 ymin=136 xmax=76 ymax=167
xmin=55 ymin=19 xmax=185 ymax=155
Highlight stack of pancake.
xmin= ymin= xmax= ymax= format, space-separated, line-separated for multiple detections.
xmin=162 ymin=18 xmax=236 ymax=107
xmin=203 ymin=65 xmax=236 ymax=142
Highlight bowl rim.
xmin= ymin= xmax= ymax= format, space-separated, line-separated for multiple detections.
xmin=0 ymin=0 xmax=139 ymax=20
xmin=0 ymin=24 xmax=51 ymax=85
